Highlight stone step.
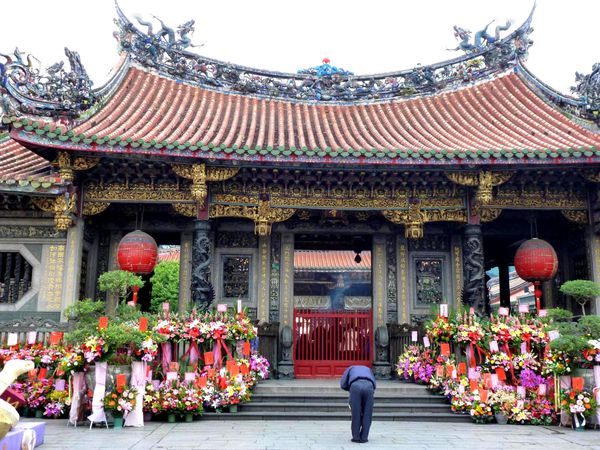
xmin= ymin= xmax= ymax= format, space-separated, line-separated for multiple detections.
xmin=252 ymin=383 xmax=428 ymax=396
xmin=241 ymin=401 xmax=451 ymax=413
xmin=250 ymin=393 xmax=448 ymax=404
xmin=202 ymin=410 xmax=471 ymax=422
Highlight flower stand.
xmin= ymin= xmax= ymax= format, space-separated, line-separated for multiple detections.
xmin=572 ymin=412 xmax=586 ymax=431
xmin=559 ymin=375 xmax=572 ymax=427
xmin=68 ymin=372 xmax=86 ymax=426
xmin=124 ymin=361 xmax=146 ymax=427
xmin=87 ymin=362 xmax=108 ymax=429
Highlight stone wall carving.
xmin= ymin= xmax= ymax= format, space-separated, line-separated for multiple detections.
xmin=408 ymin=234 xmax=450 ymax=252
xmin=0 ymin=225 xmax=66 ymax=240
xmin=463 ymin=225 xmax=487 ymax=314
xmin=216 ymin=231 xmax=258 ymax=248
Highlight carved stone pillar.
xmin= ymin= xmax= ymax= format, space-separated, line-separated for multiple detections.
xmin=191 ymin=220 xmax=212 ymax=311
xmin=278 ymin=233 xmax=295 ymax=378
xmin=257 ymin=235 xmax=271 ymax=323
xmin=372 ymin=235 xmax=390 ymax=377
xmin=178 ymin=231 xmax=193 ymax=314
xmin=463 ymin=225 xmax=487 ymax=314
xmin=60 ymin=219 xmax=84 ymax=319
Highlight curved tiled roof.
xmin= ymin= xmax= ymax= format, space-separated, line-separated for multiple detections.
xmin=7 ymin=64 xmax=600 ymax=165
xmin=294 ymin=250 xmax=371 ymax=272
xmin=0 ymin=135 xmax=56 ymax=179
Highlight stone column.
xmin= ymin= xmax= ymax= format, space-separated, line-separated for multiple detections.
xmin=397 ymin=235 xmax=409 ymax=324
xmin=257 ymin=235 xmax=271 ymax=323
xmin=372 ymin=234 xmax=390 ymax=378
xmin=191 ymin=220 xmax=212 ymax=310
xmin=463 ymin=224 xmax=487 ymax=314
xmin=60 ymin=220 xmax=84 ymax=319
xmin=178 ymin=231 xmax=193 ymax=314
xmin=278 ymin=232 xmax=294 ymax=378
xmin=587 ymin=227 xmax=600 ymax=314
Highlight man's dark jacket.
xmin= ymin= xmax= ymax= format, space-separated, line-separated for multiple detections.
xmin=340 ymin=365 xmax=376 ymax=391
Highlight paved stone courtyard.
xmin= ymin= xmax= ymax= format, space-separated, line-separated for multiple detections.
xmin=27 ymin=418 xmax=600 ymax=450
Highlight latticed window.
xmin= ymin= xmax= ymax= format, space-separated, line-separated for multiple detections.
xmin=0 ymin=252 xmax=33 ymax=303
xmin=222 ymin=256 xmax=251 ymax=299
xmin=415 ymin=258 xmax=443 ymax=305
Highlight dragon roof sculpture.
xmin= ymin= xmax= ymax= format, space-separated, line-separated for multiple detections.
xmin=0 ymin=47 xmax=95 ymax=120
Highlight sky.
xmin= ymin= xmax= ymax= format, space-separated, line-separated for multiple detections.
xmin=1 ymin=0 xmax=598 ymax=95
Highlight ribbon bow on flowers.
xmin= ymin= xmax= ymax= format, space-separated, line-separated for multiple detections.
xmin=208 ymin=322 xmax=233 ymax=369
xmin=455 ymin=316 xmax=487 ymax=368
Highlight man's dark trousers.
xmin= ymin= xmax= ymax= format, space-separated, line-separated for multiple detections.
xmin=349 ymin=379 xmax=374 ymax=442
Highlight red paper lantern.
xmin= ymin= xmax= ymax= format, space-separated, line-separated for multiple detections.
xmin=514 ymin=238 xmax=558 ymax=282
xmin=117 ymin=230 xmax=158 ymax=274
xmin=514 ymin=238 xmax=558 ymax=312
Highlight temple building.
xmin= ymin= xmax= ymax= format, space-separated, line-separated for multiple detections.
xmin=1 ymin=5 xmax=599 ymax=377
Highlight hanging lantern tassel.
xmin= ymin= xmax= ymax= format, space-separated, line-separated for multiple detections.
xmin=133 ymin=285 xmax=140 ymax=305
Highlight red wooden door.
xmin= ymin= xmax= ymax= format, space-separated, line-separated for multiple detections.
xmin=293 ymin=309 xmax=372 ymax=378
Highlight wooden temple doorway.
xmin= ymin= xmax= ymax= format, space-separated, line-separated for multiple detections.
xmin=292 ymin=233 xmax=373 ymax=378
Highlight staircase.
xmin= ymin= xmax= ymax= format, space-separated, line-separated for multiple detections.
xmin=203 ymin=379 xmax=470 ymax=422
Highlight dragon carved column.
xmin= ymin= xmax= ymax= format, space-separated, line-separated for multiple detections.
xmin=463 ymin=225 xmax=488 ymax=314
xmin=191 ymin=220 xmax=213 ymax=311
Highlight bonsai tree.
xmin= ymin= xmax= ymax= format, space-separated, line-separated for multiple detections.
xmin=98 ymin=270 xmax=144 ymax=313
xmin=559 ymin=279 xmax=600 ymax=316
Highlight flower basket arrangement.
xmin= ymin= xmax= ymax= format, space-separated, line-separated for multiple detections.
xmin=560 ymin=389 xmax=597 ymax=430
xmin=104 ymin=386 xmax=137 ymax=419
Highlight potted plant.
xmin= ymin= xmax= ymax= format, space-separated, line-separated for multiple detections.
xmin=104 ymin=385 xmax=137 ymax=428
xmin=559 ymin=280 xmax=600 ymax=316
xmin=488 ymin=387 xmax=516 ymax=425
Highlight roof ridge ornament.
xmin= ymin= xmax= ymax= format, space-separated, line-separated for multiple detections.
xmin=298 ymin=58 xmax=353 ymax=77
xmin=113 ymin=2 xmax=535 ymax=103
xmin=0 ymin=47 xmax=95 ymax=120
xmin=572 ymin=63 xmax=600 ymax=122
xmin=450 ymin=20 xmax=513 ymax=53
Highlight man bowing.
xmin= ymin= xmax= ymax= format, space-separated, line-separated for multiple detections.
xmin=340 ymin=365 xmax=376 ymax=443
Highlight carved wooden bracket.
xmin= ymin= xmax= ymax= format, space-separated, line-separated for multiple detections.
xmin=171 ymin=203 xmax=197 ymax=217
xmin=561 ymin=209 xmax=588 ymax=224
xmin=54 ymin=152 xmax=99 ymax=183
xmin=172 ymin=163 xmax=239 ymax=204
xmin=82 ymin=202 xmax=110 ymax=216
xmin=32 ymin=193 xmax=77 ymax=231
xmin=382 ymin=203 xmax=467 ymax=239
xmin=446 ymin=171 xmax=512 ymax=204
xmin=209 ymin=200 xmax=295 ymax=236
